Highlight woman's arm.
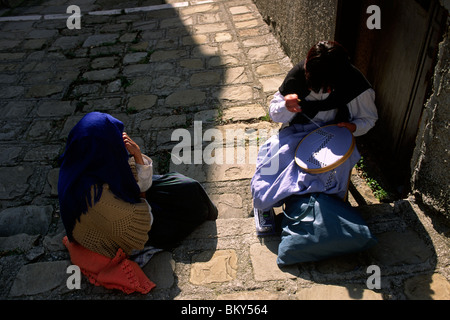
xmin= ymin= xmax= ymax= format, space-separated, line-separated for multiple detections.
xmin=269 ymin=91 xmax=299 ymax=124
xmin=345 ymin=89 xmax=378 ymax=137
xmin=123 ymin=133 xmax=153 ymax=195
xmin=123 ymin=132 xmax=144 ymax=165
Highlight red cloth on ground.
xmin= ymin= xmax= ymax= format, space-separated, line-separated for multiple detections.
xmin=63 ymin=236 xmax=156 ymax=294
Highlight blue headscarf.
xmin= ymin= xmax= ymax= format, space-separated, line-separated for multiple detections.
xmin=58 ymin=112 xmax=140 ymax=241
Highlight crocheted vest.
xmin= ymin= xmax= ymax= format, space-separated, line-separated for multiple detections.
xmin=72 ymin=184 xmax=152 ymax=258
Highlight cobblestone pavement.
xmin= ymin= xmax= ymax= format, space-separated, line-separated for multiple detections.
xmin=0 ymin=0 xmax=449 ymax=302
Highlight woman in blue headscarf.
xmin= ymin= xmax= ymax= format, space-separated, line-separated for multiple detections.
xmin=58 ymin=112 xmax=218 ymax=259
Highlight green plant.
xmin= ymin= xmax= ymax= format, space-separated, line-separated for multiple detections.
xmin=125 ymin=107 xmax=138 ymax=115
xmin=356 ymin=157 xmax=390 ymax=202
xmin=260 ymin=112 xmax=271 ymax=122
xmin=120 ymin=76 xmax=132 ymax=88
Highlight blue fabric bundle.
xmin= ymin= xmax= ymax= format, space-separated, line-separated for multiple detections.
xmin=277 ymin=193 xmax=378 ymax=266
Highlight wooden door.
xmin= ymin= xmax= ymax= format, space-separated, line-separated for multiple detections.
xmin=336 ymin=0 xmax=446 ymax=190
xmin=369 ymin=0 xmax=445 ymax=159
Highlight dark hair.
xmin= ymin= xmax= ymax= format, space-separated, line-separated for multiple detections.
xmin=305 ymin=41 xmax=350 ymax=93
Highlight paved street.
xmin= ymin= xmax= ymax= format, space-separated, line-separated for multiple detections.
xmin=0 ymin=0 xmax=449 ymax=301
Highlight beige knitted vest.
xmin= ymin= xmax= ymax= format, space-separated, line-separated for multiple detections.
xmin=72 ymin=184 xmax=152 ymax=258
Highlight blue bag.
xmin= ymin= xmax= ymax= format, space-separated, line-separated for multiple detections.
xmin=277 ymin=193 xmax=377 ymax=266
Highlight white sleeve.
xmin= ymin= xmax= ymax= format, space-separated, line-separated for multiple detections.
xmin=140 ymin=198 xmax=154 ymax=226
xmin=348 ymin=88 xmax=378 ymax=137
xmin=135 ymin=154 xmax=153 ymax=192
xmin=269 ymin=91 xmax=296 ymax=124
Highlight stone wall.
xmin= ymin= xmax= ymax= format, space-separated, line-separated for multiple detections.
xmin=411 ymin=13 xmax=450 ymax=221
xmin=251 ymin=0 xmax=338 ymax=64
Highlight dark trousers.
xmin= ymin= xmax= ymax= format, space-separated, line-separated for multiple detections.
xmin=145 ymin=173 xmax=218 ymax=250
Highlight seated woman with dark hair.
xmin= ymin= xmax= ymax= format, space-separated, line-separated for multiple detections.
xmin=251 ymin=41 xmax=378 ymax=234
xmin=273 ymin=40 xmax=378 ymax=136
xmin=58 ymin=112 xmax=217 ymax=293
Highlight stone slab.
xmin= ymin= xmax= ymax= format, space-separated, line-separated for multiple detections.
xmin=0 ymin=234 xmax=40 ymax=253
xmin=210 ymin=193 xmax=244 ymax=219
xmin=123 ymin=52 xmax=148 ymax=65
xmin=250 ymin=242 xmax=299 ymax=281
xmin=9 ymin=260 xmax=71 ymax=297
xmin=0 ymin=86 xmax=24 ymax=98
xmin=37 ymin=100 xmax=75 ymax=117
xmin=222 ymin=104 xmax=267 ymax=122
xmin=141 ymin=115 xmax=187 ymax=129
xmin=82 ymin=34 xmax=119 ymax=47
xmin=165 ymin=89 xmax=206 ymax=107
xmin=259 ymin=76 xmax=285 ymax=93
xmin=0 ymin=205 xmax=53 ymax=237
xmin=150 ymin=50 xmax=187 ymax=62
xmin=224 ymin=67 xmax=249 ymax=84
xmin=0 ymin=166 xmax=34 ymax=200
xmin=82 ymin=68 xmax=119 ymax=82
xmin=128 ymin=95 xmax=158 ymax=111
xmin=217 ymin=290 xmax=284 ymax=300
xmin=294 ymin=284 xmax=383 ymax=300
xmin=0 ymin=146 xmax=21 ymax=165
xmin=215 ymin=85 xmax=253 ymax=102
xmin=24 ymin=144 xmax=61 ymax=162
xmin=170 ymin=162 xmax=256 ymax=183
xmin=91 ymin=57 xmax=117 ymax=69
xmin=190 ymin=71 xmax=221 ymax=87
xmin=26 ymin=85 xmax=64 ymax=98
xmin=190 ymin=249 xmax=238 ymax=285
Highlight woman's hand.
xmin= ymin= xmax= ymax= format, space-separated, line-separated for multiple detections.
xmin=285 ymin=94 xmax=302 ymax=113
xmin=337 ymin=122 xmax=357 ymax=133
xmin=123 ymin=132 xmax=144 ymax=165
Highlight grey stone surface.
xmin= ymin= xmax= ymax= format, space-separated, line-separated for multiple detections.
xmin=128 ymin=94 xmax=158 ymax=111
xmin=9 ymin=260 xmax=71 ymax=297
xmin=0 ymin=234 xmax=39 ymax=253
xmin=0 ymin=205 xmax=53 ymax=237
xmin=26 ymin=84 xmax=64 ymax=98
xmin=165 ymin=89 xmax=206 ymax=107
xmin=82 ymin=34 xmax=119 ymax=48
xmin=0 ymin=166 xmax=34 ymax=200
xmin=82 ymin=68 xmax=119 ymax=82
xmin=37 ymin=101 xmax=75 ymax=117
xmin=123 ymin=52 xmax=148 ymax=65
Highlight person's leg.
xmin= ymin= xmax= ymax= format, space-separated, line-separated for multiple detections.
xmin=145 ymin=172 xmax=218 ymax=249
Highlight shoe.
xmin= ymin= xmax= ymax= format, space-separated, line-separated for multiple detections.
xmin=254 ymin=208 xmax=276 ymax=237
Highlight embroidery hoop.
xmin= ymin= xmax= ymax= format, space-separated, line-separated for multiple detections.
xmin=295 ymin=124 xmax=355 ymax=174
